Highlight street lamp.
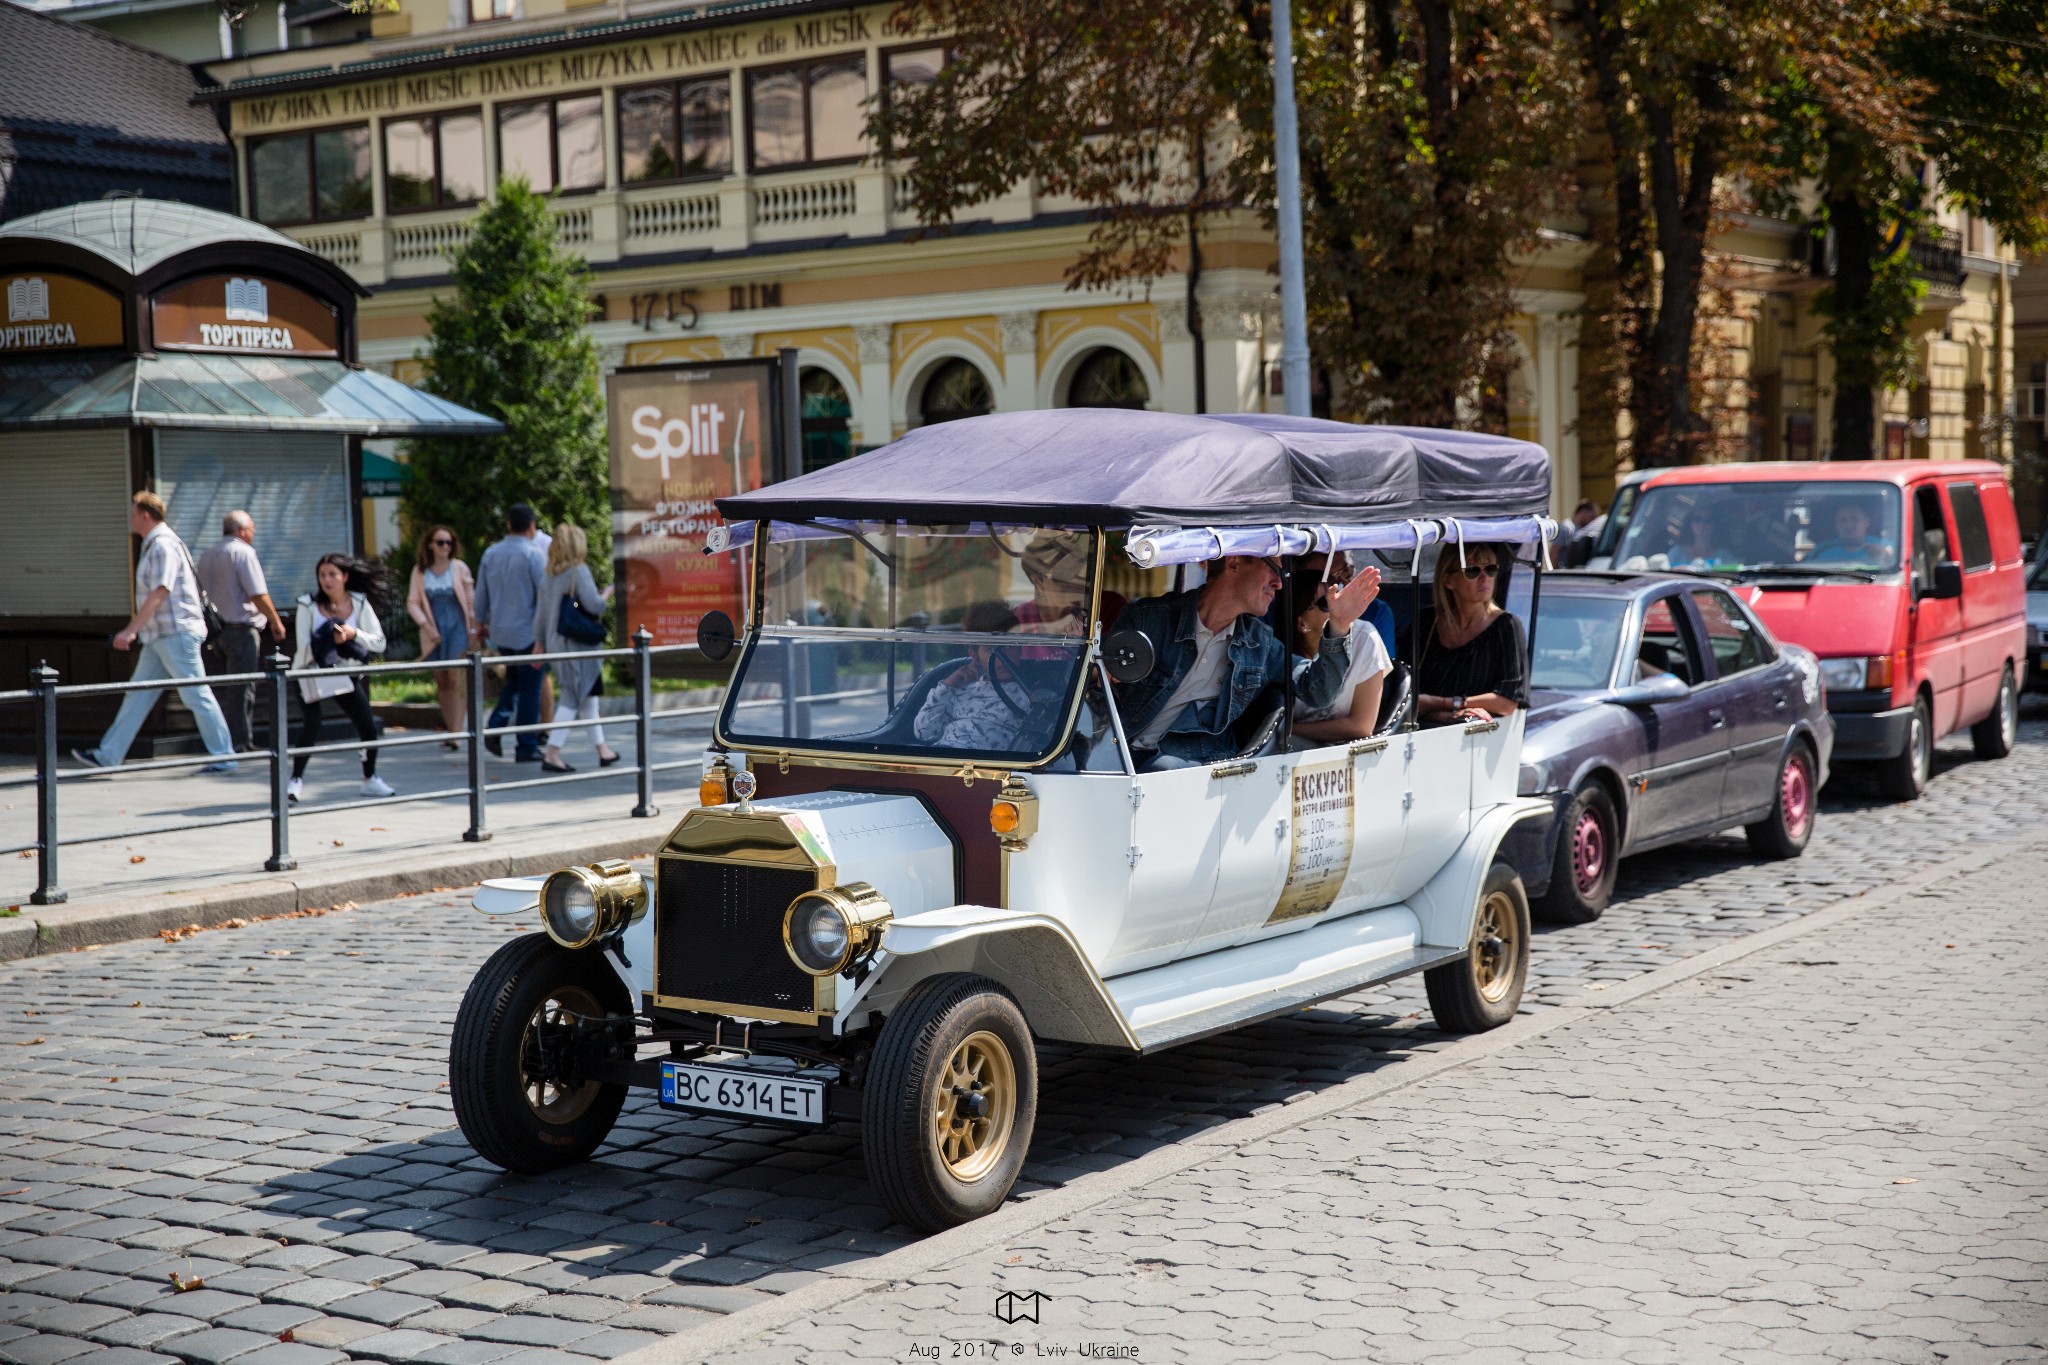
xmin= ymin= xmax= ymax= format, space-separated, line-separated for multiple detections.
xmin=1270 ymin=0 xmax=1311 ymax=418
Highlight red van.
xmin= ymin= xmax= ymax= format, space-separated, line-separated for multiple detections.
xmin=1601 ymin=461 xmax=2025 ymax=799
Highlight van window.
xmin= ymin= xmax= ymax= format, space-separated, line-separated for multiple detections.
xmin=1689 ymin=589 xmax=1772 ymax=677
xmin=1911 ymin=485 xmax=1951 ymax=591
xmin=1946 ymin=483 xmax=1994 ymax=572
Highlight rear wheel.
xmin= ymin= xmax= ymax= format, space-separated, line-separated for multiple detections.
xmin=1535 ymin=785 xmax=1618 ymax=925
xmin=1970 ymin=665 xmax=2017 ymax=760
xmin=1874 ymin=695 xmax=1933 ymax=801
xmin=450 ymin=935 xmax=630 ymax=1173
xmin=1425 ymin=863 xmax=1529 ymax=1034
xmin=1745 ymin=742 xmax=1817 ymax=860
xmin=863 ymin=974 xmax=1037 ymax=1233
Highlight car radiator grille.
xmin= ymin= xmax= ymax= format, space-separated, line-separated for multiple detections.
xmin=656 ymin=857 xmax=818 ymax=1017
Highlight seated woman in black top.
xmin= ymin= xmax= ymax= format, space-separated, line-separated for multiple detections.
xmin=1416 ymin=542 xmax=1528 ymax=725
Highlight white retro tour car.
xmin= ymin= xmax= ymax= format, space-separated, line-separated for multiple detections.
xmin=452 ymin=410 xmax=1559 ymax=1231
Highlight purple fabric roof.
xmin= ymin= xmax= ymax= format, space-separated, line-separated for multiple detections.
xmin=716 ymin=409 xmax=1550 ymax=527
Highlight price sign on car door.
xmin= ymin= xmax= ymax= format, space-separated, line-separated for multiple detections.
xmin=1271 ymin=757 xmax=1356 ymax=923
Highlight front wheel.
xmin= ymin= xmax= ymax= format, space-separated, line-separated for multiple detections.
xmin=449 ymin=934 xmax=630 ymax=1173
xmin=1425 ymin=863 xmax=1529 ymax=1034
xmin=1875 ymin=695 xmax=1933 ymax=801
xmin=1970 ymin=665 xmax=2017 ymax=760
xmin=863 ymin=974 xmax=1037 ymax=1233
xmin=1745 ymin=742 xmax=1817 ymax=860
xmin=1535 ymin=785 xmax=1618 ymax=925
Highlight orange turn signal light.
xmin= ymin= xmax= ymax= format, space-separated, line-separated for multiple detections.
xmin=989 ymin=800 xmax=1022 ymax=836
xmin=1866 ymin=653 xmax=1895 ymax=692
xmin=699 ymin=775 xmax=728 ymax=807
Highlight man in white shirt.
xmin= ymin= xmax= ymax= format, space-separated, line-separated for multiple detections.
xmin=196 ymin=510 xmax=287 ymax=752
xmin=75 ymin=492 xmax=237 ymax=773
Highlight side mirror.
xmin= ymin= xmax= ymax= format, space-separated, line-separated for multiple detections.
xmin=1924 ymin=560 xmax=1963 ymax=601
xmin=1102 ymin=629 xmax=1155 ymax=684
xmin=696 ymin=610 xmax=736 ymax=662
xmin=1612 ymin=673 xmax=1688 ymax=707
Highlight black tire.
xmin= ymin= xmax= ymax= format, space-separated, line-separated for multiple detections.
xmin=450 ymin=934 xmax=631 ymax=1173
xmin=1424 ymin=863 xmax=1530 ymax=1034
xmin=1874 ymin=694 xmax=1933 ymax=801
xmin=1745 ymin=741 xmax=1818 ymax=860
xmin=862 ymin=974 xmax=1037 ymax=1233
xmin=1970 ymin=665 xmax=2018 ymax=760
xmin=1535 ymin=785 xmax=1619 ymax=925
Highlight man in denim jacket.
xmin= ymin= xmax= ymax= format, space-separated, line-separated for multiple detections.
xmin=1112 ymin=555 xmax=1379 ymax=767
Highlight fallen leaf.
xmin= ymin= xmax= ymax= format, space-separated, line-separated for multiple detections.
xmin=225 ymin=918 xmax=247 ymax=929
xmin=228 ymin=1033 xmax=255 ymax=1042
xmin=130 ymin=1002 xmax=140 ymax=1008
xmin=744 ymin=1216 xmax=762 ymax=1226
xmin=0 ymin=1189 xmax=27 ymax=1197
xmin=169 ymin=1272 xmax=203 ymax=1292
xmin=108 ymin=1077 xmax=120 ymax=1083
xmin=128 ymin=855 xmax=146 ymax=864
xmin=17 ymin=851 xmax=31 ymax=859
xmin=22 ymin=1010 xmax=35 ymax=1017
xmin=1894 ymin=1177 xmax=1919 ymax=1185
xmin=369 ymin=826 xmax=388 ymax=832
xmin=265 ymin=949 xmax=291 ymax=957
xmin=343 ymin=951 xmax=363 ymax=957
xmin=278 ymin=1330 xmax=295 ymax=1344
xmin=14 ymin=1038 xmax=44 ymax=1047
xmin=1944 ymin=943 xmax=1955 ymax=949
xmin=650 ymin=1219 xmax=671 ymax=1227
xmin=332 ymin=840 xmax=345 ymax=847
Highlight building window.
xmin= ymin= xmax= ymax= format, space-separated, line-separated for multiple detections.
xmin=248 ymin=125 xmax=371 ymax=226
xmin=499 ymin=95 xmax=604 ymax=195
xmin=469 ymin=0 xmax=513 ymax=23
xmin=747 ymin=56 xmax=869 ymax=171
xmin=1066 ymin=348 xmax=1149 ymax=409
xmin=918 ymin=359 xmax=993 ymax=426
xmin=384 ymin=111 xmax=487 ymax=214
xmin=800 ymin=369 xmax=854 ymax=474
xmin=618 ymin=78 xmax=732 ymax=185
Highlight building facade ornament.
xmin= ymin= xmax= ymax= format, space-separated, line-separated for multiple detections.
xmin=719 ymin=333 xmax=757 ymax=360
xmin=1157 ymin=302 xmax=1196 ymax=344
xmin=996 ymin=311 xmax=1038 ymax=354
xmin=854 ymin=322 xmax=894 ymax=365
xmin=1202 ymin=291 xmax=1273 ymax=342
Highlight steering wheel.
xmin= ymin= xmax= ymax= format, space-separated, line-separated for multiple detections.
xmin=985 ymin=649 xmax=1034 ymax=718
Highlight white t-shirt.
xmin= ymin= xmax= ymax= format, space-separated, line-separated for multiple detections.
xmin=1133 ymin=614 xmax=1234 ymax=749
xmin=1294 ymin=619 xmax=1392 ymax=723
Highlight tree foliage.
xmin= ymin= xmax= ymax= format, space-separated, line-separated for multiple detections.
xmin=880 ymin=0 xmax=1580 ymax=427
xmin=402 ymin=178 xmax=609 ymax=578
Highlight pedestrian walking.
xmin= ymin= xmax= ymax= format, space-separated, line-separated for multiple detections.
xmin=196 ymin=510 xmax=287 ymax=753
xmin=472 ymin=503 xmax=547 ymax=762
xmin=74 ymin=491 xmax=238 ymax=773
xmin=288 ymin=553 xmax=395 ymax=802
xmin=534 ymin=522 xmax=619 ymax=773
xmin=405 ymin=524 xmax=477 ymax=750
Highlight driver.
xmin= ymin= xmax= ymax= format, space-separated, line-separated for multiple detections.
xmin=913 ymin=601 xmax=1038 ymax=750
xmin=1112 ymin=554 xmax=1376 ymax=768
xmin=1807 ymin=501 xmax=1891 ymax=564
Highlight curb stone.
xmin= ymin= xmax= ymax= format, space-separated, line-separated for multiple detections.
xmin=609 ymin=830 xmax=2043 ymax=1365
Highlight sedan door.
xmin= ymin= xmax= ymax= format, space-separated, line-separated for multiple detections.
xmin=1624 ymin=592 xmax=1731 ymax=846
xmin=1686 ymin=586 xmax=1788 ymax=823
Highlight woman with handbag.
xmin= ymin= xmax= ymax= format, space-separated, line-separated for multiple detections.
xmin=533 ymin=523 xmax=618 ymax=774
xmin=290 ymin=554 xmax=395 ymax=802
xmin=405 ymin=525 xmax=477 ymax=751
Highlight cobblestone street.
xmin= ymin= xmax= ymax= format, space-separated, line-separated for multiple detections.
xmin=1 ymin=719 xmax=2044 ymax=1365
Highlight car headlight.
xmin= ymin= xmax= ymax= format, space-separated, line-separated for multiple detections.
xmin=540 ymin=859 xmax=647 ymax=950
xmin=1517 ymin=762 xmax=1549 ymax=796
xmin=782 ymin=882 xmax=893 ymax=977
xmin=1816 ymin=656 xmax=1867 ymax=692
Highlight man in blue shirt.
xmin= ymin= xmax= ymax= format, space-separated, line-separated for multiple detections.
xmin=472 ymin=503 xmax=548 ymax=761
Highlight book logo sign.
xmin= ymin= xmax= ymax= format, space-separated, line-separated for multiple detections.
xmin=223 ymin=278 xmax=269 ymax=322
xmin=6 ymin=278 xmax=50 ymax=323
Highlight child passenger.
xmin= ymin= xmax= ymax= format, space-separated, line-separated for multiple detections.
xmin=913 ymin=601 xmax=1036 ymax=751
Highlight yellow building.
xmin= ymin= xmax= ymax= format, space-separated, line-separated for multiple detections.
xmin=196 ymin=0 xmax=2023 ymax=530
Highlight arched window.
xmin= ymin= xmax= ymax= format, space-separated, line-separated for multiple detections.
xmin=918 ymin=358 xmax=994 ymax=426
xmin=1066 ymin=348 xmax=1149 ymax=409
xmin=799 ymin=368 xmax=853 ymax=474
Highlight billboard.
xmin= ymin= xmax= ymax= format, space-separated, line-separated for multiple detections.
xmin=608 ymin=358 xmax=780 ymax=647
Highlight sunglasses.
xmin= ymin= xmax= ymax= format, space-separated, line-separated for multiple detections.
xmin=1454 ymin=562 xmax=1499 ymax=580
xmin=432 ymin=537 xmax=454 ymax=546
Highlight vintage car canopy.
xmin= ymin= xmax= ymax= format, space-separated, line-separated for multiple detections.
xmin=714 ymin=409 xmax=1551 ymax=528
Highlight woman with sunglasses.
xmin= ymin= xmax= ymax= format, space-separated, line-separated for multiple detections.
xmin=1416 ymin=543 xmax=1526 ymax=726
xmin=407 ymin=525 xmax=477 ymax=749
xmin=1287 ymin=561 xmax=1390 ymax=746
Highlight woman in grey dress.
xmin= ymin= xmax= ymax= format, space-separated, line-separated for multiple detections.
xmin=533 ymin=522 xmax=619 ymax=773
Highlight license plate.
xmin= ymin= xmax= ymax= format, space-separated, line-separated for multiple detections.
xmin=660 ymin=1060 xmax=828 ymax=1125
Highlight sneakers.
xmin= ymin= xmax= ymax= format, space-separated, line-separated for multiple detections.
xmin=361 ymin=775 xmax=397 ymax=798
xmin=286 ymin=778 xmax=303 ymax=803
xmin=72 ymin=748 xmax=105 ymax=769
xmin=197 ymin=760 xmax=239 ymax=775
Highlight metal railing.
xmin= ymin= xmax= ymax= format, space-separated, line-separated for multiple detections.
xmin=0 ymin=628 xmax=715 ymax=907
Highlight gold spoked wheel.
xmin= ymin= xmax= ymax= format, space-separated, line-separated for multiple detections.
xmin=519 ymin=985 xmax=603 ymax=1123
xmin=1472 ymin=888 xmax=1521 ymax=1005
xmin=931 ymin=1030 xmax=1017 ymax=1183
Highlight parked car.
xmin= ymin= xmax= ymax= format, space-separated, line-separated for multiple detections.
xmin=2027 ymin=547 xmax=2048 ymax=696
xmin=451 ymin=410 xmax=1560 ymax=1232
xmin=1502 ymin=572 xmax=1832 ymax=924
xmin=1601 ymin=461 xmax=2025 ymax=799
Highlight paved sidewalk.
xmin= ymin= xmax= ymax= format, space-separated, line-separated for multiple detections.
xmin=701 ymin=840 xmax=2048 ymax=1363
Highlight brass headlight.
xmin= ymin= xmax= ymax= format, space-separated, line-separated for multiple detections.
xmin=540 ymin=859 xmax=648 ymax=950
xmin=782 ymin=882 xmax=892 ymax=977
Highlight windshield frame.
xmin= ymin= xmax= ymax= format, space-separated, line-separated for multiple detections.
xmin=1609 ymin=478 xmax=1906 ymax=578
xmin=711 ymin=524 xmax=1107 ymax=771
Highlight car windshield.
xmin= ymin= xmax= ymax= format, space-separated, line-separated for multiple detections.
xmin=1531 ymin=596 xmax=1625 ymax=690
xmin=719 ymin=525 xmax=1097 ymax=762
xmin=2029 ymin=552 xmax=2048 ymax=591
xmin=1611 ymin=480 xmax=1903 ymax=576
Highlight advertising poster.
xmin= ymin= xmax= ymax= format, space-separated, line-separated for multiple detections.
xmin=608 ymin=359 xmax=777 ymax=647
xmin=1269 ymin=758 xmax=1357 ymax=923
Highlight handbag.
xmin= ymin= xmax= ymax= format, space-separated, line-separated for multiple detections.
xmin=299 ymin=671 xmax=356 ymax=704
xmin=558 ymin=592 xmax=608 ymax=646
xmin=174 ymin=540 xmax=226 ymax=647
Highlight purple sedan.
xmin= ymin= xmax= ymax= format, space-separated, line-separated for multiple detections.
xmin=1500 ymin=572 xmax=1834 ymax=924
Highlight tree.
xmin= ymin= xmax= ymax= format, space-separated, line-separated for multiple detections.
xmin=403 ymin=178 xmax=609 ymax=577
xmin=880 ymin=0 xmax=1580 ymax=427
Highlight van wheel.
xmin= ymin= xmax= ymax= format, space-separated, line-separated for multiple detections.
xmin=1425 ymin=863 xmax=1529 ymax=1034
xmin=1745 ymin=742 xmax=1817 ymax=860
xmin=1970 ymin=665 xmax=2017 ymax=760
xmin=1535 ymin=785 xmax=1618 ymax=925
xmin=450 ymin=934 xmax=630 ymax=1173
xmin=1875 ymin=695 xmax=1933 ymax=800
xmin=863 ymin=974 xmax=1037 ymax=1233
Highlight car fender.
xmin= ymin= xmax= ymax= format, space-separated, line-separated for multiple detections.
xmin=469 ymin=874 xmax=652 ymax=1001
xmin=1558 ymin=757 xmax=1634 ymax=848
xmin=1407 ymin=797 xmax=1554 ymax=948
xmin=842 ymin=906 xmax=1139 ymax=1050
